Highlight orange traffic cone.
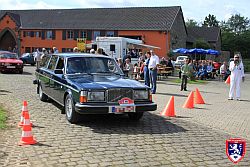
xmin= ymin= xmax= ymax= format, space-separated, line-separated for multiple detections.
xmin=19 ymin=112 xmax=37 ymax=146
xmin=225 ymin=75 xmax=230 ymax=85
xmin=194 ymin=88 xmax=205 ymax=104
xmin=18 ymin=101 xmax=32 ymax=127
xmin=161 ymin=96 xmax=176 ymax=117
xmin=183 ymin=91 xmax=194 ymax=109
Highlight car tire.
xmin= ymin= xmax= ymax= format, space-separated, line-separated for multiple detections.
xmin=19 ymin=69 xmax=23 ymax=74
xmin=31 ymin=63 xmax=35 ymax=66
xmin=65 ymin=94 xmax=79 ymax=124
xmin=128 ymin=112 xmax=144 ymax=121
xmin=39 ymin=84 xmax=48 ymax=102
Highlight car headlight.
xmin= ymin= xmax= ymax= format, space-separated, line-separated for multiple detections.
xmin=87 ymin=91 xmax=105 ymax=101
xmin=134 ymin=90 xmax=149 ymax=100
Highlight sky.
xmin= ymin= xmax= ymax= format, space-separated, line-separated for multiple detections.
xmin=0 ymin=0 xmax=249 ymax=24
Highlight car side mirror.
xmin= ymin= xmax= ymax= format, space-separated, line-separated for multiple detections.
xmin=54 ymin=69 xmax=63 ymax=74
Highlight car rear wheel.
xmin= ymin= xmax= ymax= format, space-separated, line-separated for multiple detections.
xmin=39 ymin=84 xmax=48 ymax=101
xmin=128 ymin=112 xmax=144 ymax=121
xmin=65 ymin=94 xmax=79 ymax=124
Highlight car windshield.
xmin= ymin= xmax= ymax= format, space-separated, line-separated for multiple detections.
xmin=177 ymin=57 xmax=186 ymax=61
xmin=66 ymin=57 xmax=123 ymax=75
xmin=0 ymin=53 xmax=18 ymax=59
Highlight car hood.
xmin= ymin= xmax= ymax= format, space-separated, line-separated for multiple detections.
xmin=0 ymin=58 xmax=23 ymax=64
xmin=67 ymin=75 xmax=146 ymax=89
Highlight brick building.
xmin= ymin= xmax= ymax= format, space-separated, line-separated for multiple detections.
xmin=0 ymin=7 xmax=221 ymax=58
xmin=0 ymin=6 xmax=188 ymax=57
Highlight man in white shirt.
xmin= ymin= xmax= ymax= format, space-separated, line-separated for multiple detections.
xmin=148 ymin=50 xmax=159 ymax=94
xmin=228 ymin=54 xmax=245 ymax=100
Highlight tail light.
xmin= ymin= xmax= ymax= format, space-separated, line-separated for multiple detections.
xmin=149 ymin=93 xmax=152 ymax=101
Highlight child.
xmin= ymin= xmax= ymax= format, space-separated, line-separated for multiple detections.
xmin=181 ymin=58 xmax=191 ymax=91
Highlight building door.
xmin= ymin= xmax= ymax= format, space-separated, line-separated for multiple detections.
xmin=0 ymin=29 xmax=17 ymax=51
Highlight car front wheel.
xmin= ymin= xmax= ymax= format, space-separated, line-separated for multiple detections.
xmin=65 ymin=94 xmax=79 ymax=124
xmin=39 ymin=84 xmax=48 ymax=101
xmin=128 ymin=112 xmax=144 ymax=121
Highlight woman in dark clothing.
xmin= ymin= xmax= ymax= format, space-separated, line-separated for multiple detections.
xmin=144 ymin=52 xmax=151 ymax=87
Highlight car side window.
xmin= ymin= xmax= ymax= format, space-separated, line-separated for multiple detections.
xmin=40 ymin=55 xmax=51 ymax=67
xmin=48 ymin=55 xmax=58 ymax=70
xmin=56 ymin=57 xmax=64 ymax=70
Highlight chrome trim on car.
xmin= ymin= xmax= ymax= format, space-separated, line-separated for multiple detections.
xmin=75 ymin=102 xmax=156 ymax=108
xmin=36 ymin=72 xmax=79 ymax=93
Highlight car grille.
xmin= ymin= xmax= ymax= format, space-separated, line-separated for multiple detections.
xmin=107 ymin=88 xmax=133 ymax=103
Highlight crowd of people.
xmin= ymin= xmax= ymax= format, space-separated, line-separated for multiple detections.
xmin=116 ymin=50 xmax=161 ymax=94
xmin=178 ymin=59 xmax=231 ymax=81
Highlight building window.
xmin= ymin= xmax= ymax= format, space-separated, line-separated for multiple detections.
xmin=62 ymin=48 xmax=73 ymax=52
xmin=25 ymin=47 xmax=31 ymax=53
xmin=93 ymin=31 xmax=100 ymax=40
xmin=106 ymin=31 xmax=114 ymax=37
xmin=67 ymin=30 xmax=74 ymax=39
xmin=35 ymin=31 xmax=40 ymax=37
xmin=46 ymin=30 xmax=52 ymax=39
xmin=80 ymin=31 xmax=87 ymax=38
xmin=26 ymin=31 xmax=31 ymax=37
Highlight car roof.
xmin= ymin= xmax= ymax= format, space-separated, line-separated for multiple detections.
xmin=54 ymin=53 xmax=110 ymax=59
xmin=0 ymin=51 xmax=16 ymax=54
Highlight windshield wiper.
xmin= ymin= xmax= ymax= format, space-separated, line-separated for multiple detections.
xmin=66 ymin=72 xmax=91 ymax=76
xmin=91 ymin=71 xmax=122 ymax=75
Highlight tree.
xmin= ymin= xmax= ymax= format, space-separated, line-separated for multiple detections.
xmin=221 ymin=14 xmax=250 ymax=58
xmin=186 ymin=19 xmax=199 ymax=27
xmin=203 ymin=14 xmax=219 ymax=27
xmin=193 ymin=39 xmax=210 ymax=49
xmin=227 ymin=14 xmax=249 ymax=34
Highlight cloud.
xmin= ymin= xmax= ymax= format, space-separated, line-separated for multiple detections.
xmin=223 ymin=4 xmax=240 ymax=20
xmin=0 ymin=0 xmax=65 ymax=10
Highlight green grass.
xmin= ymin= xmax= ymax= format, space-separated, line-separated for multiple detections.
xmin=0 ymin=106 xmax=7 ymax=129
xmin=171 ymin=78 xmax=207 ymax=84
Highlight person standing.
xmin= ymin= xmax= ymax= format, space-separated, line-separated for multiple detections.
xmin=228 ymin=54 xmax=245 ymax=100
xmin=148 ymin=50 xmax=159 ymax=94
xmin=124 ymin=58 xmax=133 ymax=79
xmin=52 ymin=47 xmax=59 ymax=53
xmin=34 ymin=49 xmax=41 ymax=69
xmin=144 ymin=52 xmax=151 ymax=87
xmin=180 ymin=58 xmax=191 ymax=91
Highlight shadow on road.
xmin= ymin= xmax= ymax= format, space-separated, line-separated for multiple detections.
xmin=0 ymin=89 xmax=11 ymax=96
xmin=34 ymin=142 xmax=52 ymax=147
xmin=199 ymin=91 xmax=221 ymax=95
xmin=156 ymin=92 xmax=188 ymax=97
xmin=76 ymin=112 xmax=188 ymax=135
xmin=22 ymin=71 xmax=33 ymax=75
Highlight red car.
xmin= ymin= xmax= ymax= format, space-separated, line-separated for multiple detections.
xmin=0 ymin=51 xmax=23 ymax=74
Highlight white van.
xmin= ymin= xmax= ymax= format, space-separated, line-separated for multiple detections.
xmin=175 ymin=56 xmax=188 ymax=67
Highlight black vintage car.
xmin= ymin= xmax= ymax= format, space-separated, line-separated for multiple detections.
xmin=34 ymin=53 xmax=157 ymax=123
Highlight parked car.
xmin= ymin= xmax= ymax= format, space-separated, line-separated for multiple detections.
xmin=174 ymin=56 xmax=188 ymax=67
xmin=34 ymin=53 xmax=157 ymax=123
xmin=0 ymin=51 xmax=23 ymax=73
xmin=20 ymin=53 xmax=36 ymax=66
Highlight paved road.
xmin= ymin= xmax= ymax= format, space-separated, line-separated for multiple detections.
xmin=0 ymin=66 xmax=249 ymax=167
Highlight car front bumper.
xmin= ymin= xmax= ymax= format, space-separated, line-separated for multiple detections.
xmin=75 ymin=102 xmax=157 ymax=114
xmin=0 ymin=66 xmax=23 ymax=72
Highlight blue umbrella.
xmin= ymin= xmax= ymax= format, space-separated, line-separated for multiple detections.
xmin=205 ymin=49 xmax=220 ymax=55
xmin=187 ymin=48 xmax=206 ymax=54
xmin=172 ymin=48 xmax=188 ymax=54
xmin=187 ymin=48 xmax=206 ymax=60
